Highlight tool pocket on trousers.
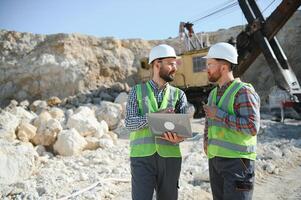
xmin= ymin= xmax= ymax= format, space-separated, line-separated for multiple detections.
xmin=235 ymin=158 xmax=255 ymax=191
xmin=235 ymin=180 xmax=253 ymax=191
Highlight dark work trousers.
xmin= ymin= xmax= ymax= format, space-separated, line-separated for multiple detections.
xmin=209 ymin=157 xmax=255 ymax=200
xmin=130 ymin=153 xmax=182 ymax=200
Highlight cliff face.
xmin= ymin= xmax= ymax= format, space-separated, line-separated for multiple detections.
xmin=0 ymin=11 xmax=300 ymax=105
xmin=0 ymin=32 xmax=158 ymax=106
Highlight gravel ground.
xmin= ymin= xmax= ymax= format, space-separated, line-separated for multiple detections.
xmin=1 ymin=118 xmax=301 ymax=200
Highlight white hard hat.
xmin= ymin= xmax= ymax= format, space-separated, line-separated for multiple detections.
xmin=148 ymin=44 xmax=177 ymax=64
xmin=204 ymin=42 xmax=238 ymax=64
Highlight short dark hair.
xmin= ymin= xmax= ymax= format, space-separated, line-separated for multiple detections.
xmin=215 ymin=58 xmax=236 ymax=71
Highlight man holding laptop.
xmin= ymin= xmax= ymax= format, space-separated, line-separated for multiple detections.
xmin=125 ymin=44 xmax=188 ymax=200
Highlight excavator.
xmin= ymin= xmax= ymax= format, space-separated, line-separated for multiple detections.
xmin=139 ymin=0 xmax=301 ymax=119
xmin=236 ymin=0 xmax=301 ymax=121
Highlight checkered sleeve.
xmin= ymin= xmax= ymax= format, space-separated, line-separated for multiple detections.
xmin=125 ymin=86 xmax=148 ymax=131
xmin=175 ymin=90 xmax=188 ymax=114
xmin=215 ymin=85 xmax=261 ymax=136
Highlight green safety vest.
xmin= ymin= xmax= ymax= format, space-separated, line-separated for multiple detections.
xmin=130 ymin=82 xmax=181 ymax=158
xmin=207 ymin=80 xmax=257 ymax=160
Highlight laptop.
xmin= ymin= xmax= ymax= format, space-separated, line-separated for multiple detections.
xmin=146 ymin=113 xmax=193 ymax=138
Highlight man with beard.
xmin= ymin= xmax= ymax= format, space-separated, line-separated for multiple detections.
xmin=125 ymin=44 xmax=188 ymax=200
xmin=203 ymin=42 xmax=260 ymax=200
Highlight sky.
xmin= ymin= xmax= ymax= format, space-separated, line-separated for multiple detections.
xmin=0 ymin=0 xmax=293 ymax=40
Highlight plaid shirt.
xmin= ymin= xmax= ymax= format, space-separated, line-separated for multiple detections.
xmin=204 ymin=80 xmax=260 ymax=146
xmin=125 ymin=80 xmax=188 ymax=131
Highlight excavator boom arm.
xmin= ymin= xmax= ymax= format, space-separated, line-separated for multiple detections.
xmin=235 ymin=0 xmax=301 ymax=77
xmin=235 ymin=0 xmax=301 ymax=102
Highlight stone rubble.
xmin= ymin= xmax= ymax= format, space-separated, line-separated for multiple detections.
xmin=0 ymin=94 xmax=300 ymax=199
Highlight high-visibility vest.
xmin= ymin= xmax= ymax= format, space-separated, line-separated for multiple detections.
xmin=130 ymin=82 xmax=181 ymax=158
xmin=207 ymin=80 xmax=257 ymax=160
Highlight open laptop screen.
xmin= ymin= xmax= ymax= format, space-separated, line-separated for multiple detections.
xmin=146 ymin=113 xmax=193 ymax=138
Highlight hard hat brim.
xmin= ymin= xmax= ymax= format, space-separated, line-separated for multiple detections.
xmin=203 ymin=55 xmax=238 ymax=64
xmin=148 ymin=56 xmax=180 ymax=64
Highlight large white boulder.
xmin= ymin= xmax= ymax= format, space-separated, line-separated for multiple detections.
xmin=0 ymin=110 xmax=19 ymax=140
xmin=0 ymin=140 xmax=37 ymax=184
xmin=8 ymin=106 xmax=37 ymax=123
xmin=95 ymin=101 xmax=122 ymax=130
xmin=53 ymin=129 xmax=87 ymax=156
xmin=67 ymin=106 xmax=107 ymax=137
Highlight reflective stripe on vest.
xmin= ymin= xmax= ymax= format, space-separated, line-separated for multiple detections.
xmin=208 ymin=138 xmax=256 ymax=153
xmin=130 ymin=82 xmax=181 ymax=158
xmin=130 ymin=136 xmax=178 ymax=146
xmin=207 ymin=80 xmax=257 ymax=160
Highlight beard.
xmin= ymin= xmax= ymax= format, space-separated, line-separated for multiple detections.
xmin=159 ymin=67 xmax=175 ymax=82
xmin=208 ymin=69 xmax=222 ymax=83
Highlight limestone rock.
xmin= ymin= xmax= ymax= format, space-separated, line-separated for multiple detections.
xmin=0 ymin=110 xmax=19 ymax=140
xmin=29 ymin=100 xmax=48 ymax=113
xmin=47 ymin=96 xmax=62 ymax=106
xmin=0 ymin=140 xmax=37 ymax=184
xmin=16 ymin=122 xmax=37 ymax=142
xmin=0 ymin=31 xmax=154 ymax=106
xmin=53 ymin=129 xmax=87 ymax=156
xmin=8 ymin=106 xmax=37 ymax=123
xmin=67 ymin=106 xmax=107 ymax=137
xmin=95 ymin=101 xmax=122 ymax=130
xmin=49 ymin=107 xmax=65 ymax=122
xmin=32 ymin=112 xmax=62 ymax=146
xmin=84 ymin=136 xmax=100 ymax=150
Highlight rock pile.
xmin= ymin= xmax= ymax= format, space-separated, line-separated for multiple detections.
xmin=0 ymin=91 xmax=129 ymax=187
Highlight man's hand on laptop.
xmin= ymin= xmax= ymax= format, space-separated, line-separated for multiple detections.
xmin=159 ymin=132 xmax=184 ymax=143
xmin=157 ymin=108 xmax=174 ymax=113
